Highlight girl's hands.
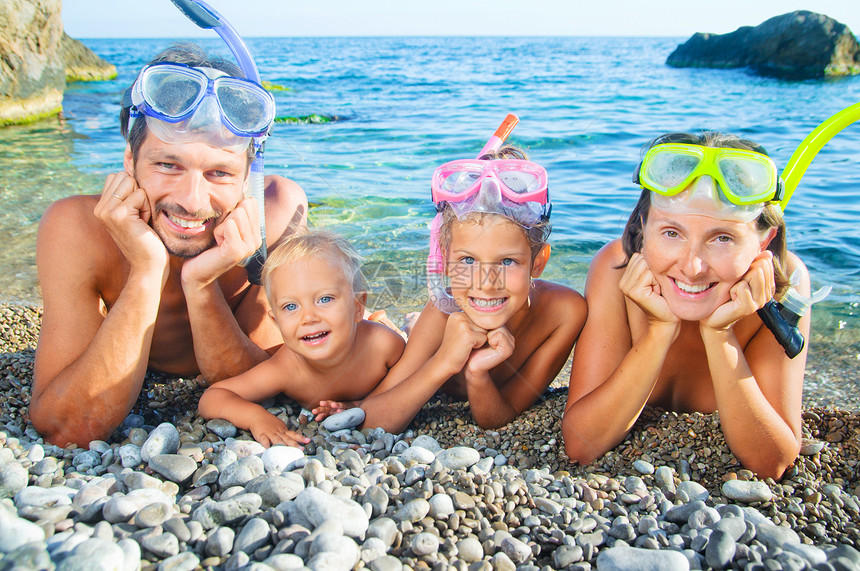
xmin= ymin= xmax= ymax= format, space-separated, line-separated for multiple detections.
xmin=437 ymin=312 xmax=490 ymax=375
xmin=702 ymin=251 xmax=775 ymax=332
xmin=312 ymin=400 xmax=351 ymax=421
xmin=465 ymin=326 xmax=515 ymax=378
xmin=619 ymin=253 xmax=680 ymax=329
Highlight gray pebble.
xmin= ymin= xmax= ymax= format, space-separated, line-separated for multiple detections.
xmin=235 ymin=517 xmax=271 ymax=554
xmin=295 ymin=486 xmax=369 ymax=538
xmin=0 ymin=507 xmax=46 ymax=552
xmin=206 ymin=526 xmax=235 ymax=557
xmin=457 ymin=536 xmax=484 ymax=562
xmin=436 ymin=446 xmax=480 ymax=470
xmin=370 ymin=555 xmax=404 ymax=571
xmin=705 ymin=529 xmax=736 ymax=569
xmin=322 ymin=408 xmax=366 ymax=431
xmin=721 ymin=480 xmax=773 ymax=503
xmin=500 ymin=535 xmax=532 ymax=564
xmin=140 ymin=423 xmax=180 ymax=462
xmin=677 ymin=480 xmax=709 ymax=501
xmin=633 ymin=459 xmax=655 ymax=475
xmin=192 ymin=493 xmax=263 ymax=529
xmin=148 ymin=454 xmax=197 ymax=484
xmin=261 ymin=445 xmax=304 ymax=473
xmin=367 ymin=517 xmax=397 ymax=547
xmin=134 ymin=501 xmax=173 ymax=528
xmin=411 ymin=531 xmax=440 ymax=556
xmin=219 ymin=455 xmax=264 ymax=488
xmin=158 ymin=552 xmax=200 ymax=571
xmin=206 ymin=419 xmax=238 ymax=439
xmin=394 ymin=498 xmax=430 ymax=523
xmin=596 ymin=546 xmax=691 ymax=570
xmin=141 ymin=531 xmax=179 ymax=558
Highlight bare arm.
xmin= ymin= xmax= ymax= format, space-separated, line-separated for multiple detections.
xmin=467 ymin=287 xmax=586 ymax=428
xmin=700 ymin=253 xmax=807 ymax=479
xmin=198 ymin=353 xmax=310 ymax=448
xmin=563 ymin=244 xmax=680 ymax=464
xmin=359 ymin=305 xmax=485 ymax=433
xmin=182 ymin=176 xmax=307 ymax=382
xmin=31 ymin=177 xmax=169 ymax=446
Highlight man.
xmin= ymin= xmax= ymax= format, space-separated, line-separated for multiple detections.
xmin=30 ymin=44 xmax=307 ymax=447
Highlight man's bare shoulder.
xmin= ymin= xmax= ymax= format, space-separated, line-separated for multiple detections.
xmin=263 ymin=175 xmax=309 ymax=247
xmin=38 ymin=195 xmax=118 ymax=258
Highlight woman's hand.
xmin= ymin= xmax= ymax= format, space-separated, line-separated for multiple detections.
xmin=702 ymin=251 xmax=775 ymax=332
xmin=619 ymin=253 xmax=680 ymax=330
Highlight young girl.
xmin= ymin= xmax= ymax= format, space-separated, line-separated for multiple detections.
xmin=357 ymin=116 xmax=587 ymax=434
xmin=198 ymin=230 xmax=405 ymax=447
xmin=564 ymin=131 xmax=811 ymax=480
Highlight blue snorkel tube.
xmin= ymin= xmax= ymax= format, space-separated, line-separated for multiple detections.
xmin=169 ymin=0 xmax=269 ymax=284
xmin=756 ymin=102 xmax=860 ymax=357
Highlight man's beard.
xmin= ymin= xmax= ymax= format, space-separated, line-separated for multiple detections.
xmin=153 ymin=202 xmax=221 ymax=259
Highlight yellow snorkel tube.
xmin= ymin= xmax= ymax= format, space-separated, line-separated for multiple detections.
xmin=779 ymin=101 xmax=860 ymax=210
xmin=756 ymin=102 xmax=858 ymax=357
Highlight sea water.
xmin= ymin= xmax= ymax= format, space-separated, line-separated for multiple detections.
xmin=1 ymin=36 xmax=858 ymax=354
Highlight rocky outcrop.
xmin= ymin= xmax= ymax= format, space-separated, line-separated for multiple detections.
xmin=61 ymin=32 xmax=116 ymax=82
xmin=667 ymin=11 xmax=860 ymax=80
xmin=0 ymin=0 xmax=64 ymax=126
xmin=1 ymin=0 xmax=116 ymax=126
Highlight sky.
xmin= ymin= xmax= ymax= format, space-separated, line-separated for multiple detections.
xmin=63 ymin=0 xmax=860 ymax=39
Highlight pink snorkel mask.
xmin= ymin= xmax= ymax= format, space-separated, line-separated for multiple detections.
xmin=427 ymin=114 xmax=551 ymax=313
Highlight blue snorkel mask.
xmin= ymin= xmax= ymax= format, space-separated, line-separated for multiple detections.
xmin=122 ymin=0 xmax=272 ymax=284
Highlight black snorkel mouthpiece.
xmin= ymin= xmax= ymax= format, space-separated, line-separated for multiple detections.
xmin=757 ymin=270 xmax=831 ymax=359
xmin=757 ymin=301 xmax=805 ymax=358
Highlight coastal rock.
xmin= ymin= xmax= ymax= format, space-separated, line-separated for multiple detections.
xmin=60 ymin=32 xmax=116 ymax=82
xmin=0 ymin=0 xmax=64 ymax=126
xmin=0 ymin=460 xmax=28 ymax=498
xmin=0 ymin=1 xmax=115 ymax=126
xmin=667 ymin=10 xmax=860 ymax=79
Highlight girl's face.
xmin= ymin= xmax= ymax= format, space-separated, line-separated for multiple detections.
xmin=641 ymin=207 xmax=773 ymax=322
xmin=446 ymin=216 xmax=546 ymax=330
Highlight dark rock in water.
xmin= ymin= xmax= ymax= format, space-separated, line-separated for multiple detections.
xmin=667 ymin=10 xmax=860 ymax=80
xmin=60 ymin=32 xmax=117 ymax=82
xmin=0 ymin=0 xmax=115 ymax=126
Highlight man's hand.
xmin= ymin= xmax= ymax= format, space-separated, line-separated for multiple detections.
xmin=94 ymin=172 xmax=168 ymax=284
xmin=181 ymin=197 xmax=262 ymax=290
xmin=249 ymin=410 xmax=311 ymax=449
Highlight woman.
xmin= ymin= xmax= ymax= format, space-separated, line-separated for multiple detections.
xmin=563 ymin=131 xmax=810 ymax=480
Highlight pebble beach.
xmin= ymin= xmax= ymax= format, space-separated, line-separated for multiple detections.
xmin=0 ymin=303 xmax=858 ymax=571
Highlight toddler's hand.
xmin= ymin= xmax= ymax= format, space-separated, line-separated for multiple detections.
xmin=312 ymin=400 xmax=351 ymax=421
xmin=439 ymin=312 xmax=489 ymax=372
xmin=249 ymin=411 xmax=310 ymax=449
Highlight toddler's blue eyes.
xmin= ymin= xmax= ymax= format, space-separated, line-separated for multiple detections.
xmin=501 ymin=258 xmax=515 ymax=266
xmin=461 ymin=257 xmax=476 ymax=265
xmin=319 ymin=296 xmax=333 ymax=304
xmin=284 ymin=303 xmax=298 ymax=311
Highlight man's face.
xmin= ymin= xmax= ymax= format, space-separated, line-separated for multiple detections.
xmin=126 ymin=131 xmax=250 ymax=258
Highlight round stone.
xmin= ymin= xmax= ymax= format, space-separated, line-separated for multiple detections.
xmin=411 ymin=532 xmax=440 ymax=557
xmin=721 ymin=480 xmax=773 ymax=503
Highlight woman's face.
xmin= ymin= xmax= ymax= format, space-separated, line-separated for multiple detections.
xmin=641 ymin=207 xmax=772 ymax=322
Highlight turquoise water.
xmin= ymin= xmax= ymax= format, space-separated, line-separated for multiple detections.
xmin=1 ymin=37 xmax=859 ymax=348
